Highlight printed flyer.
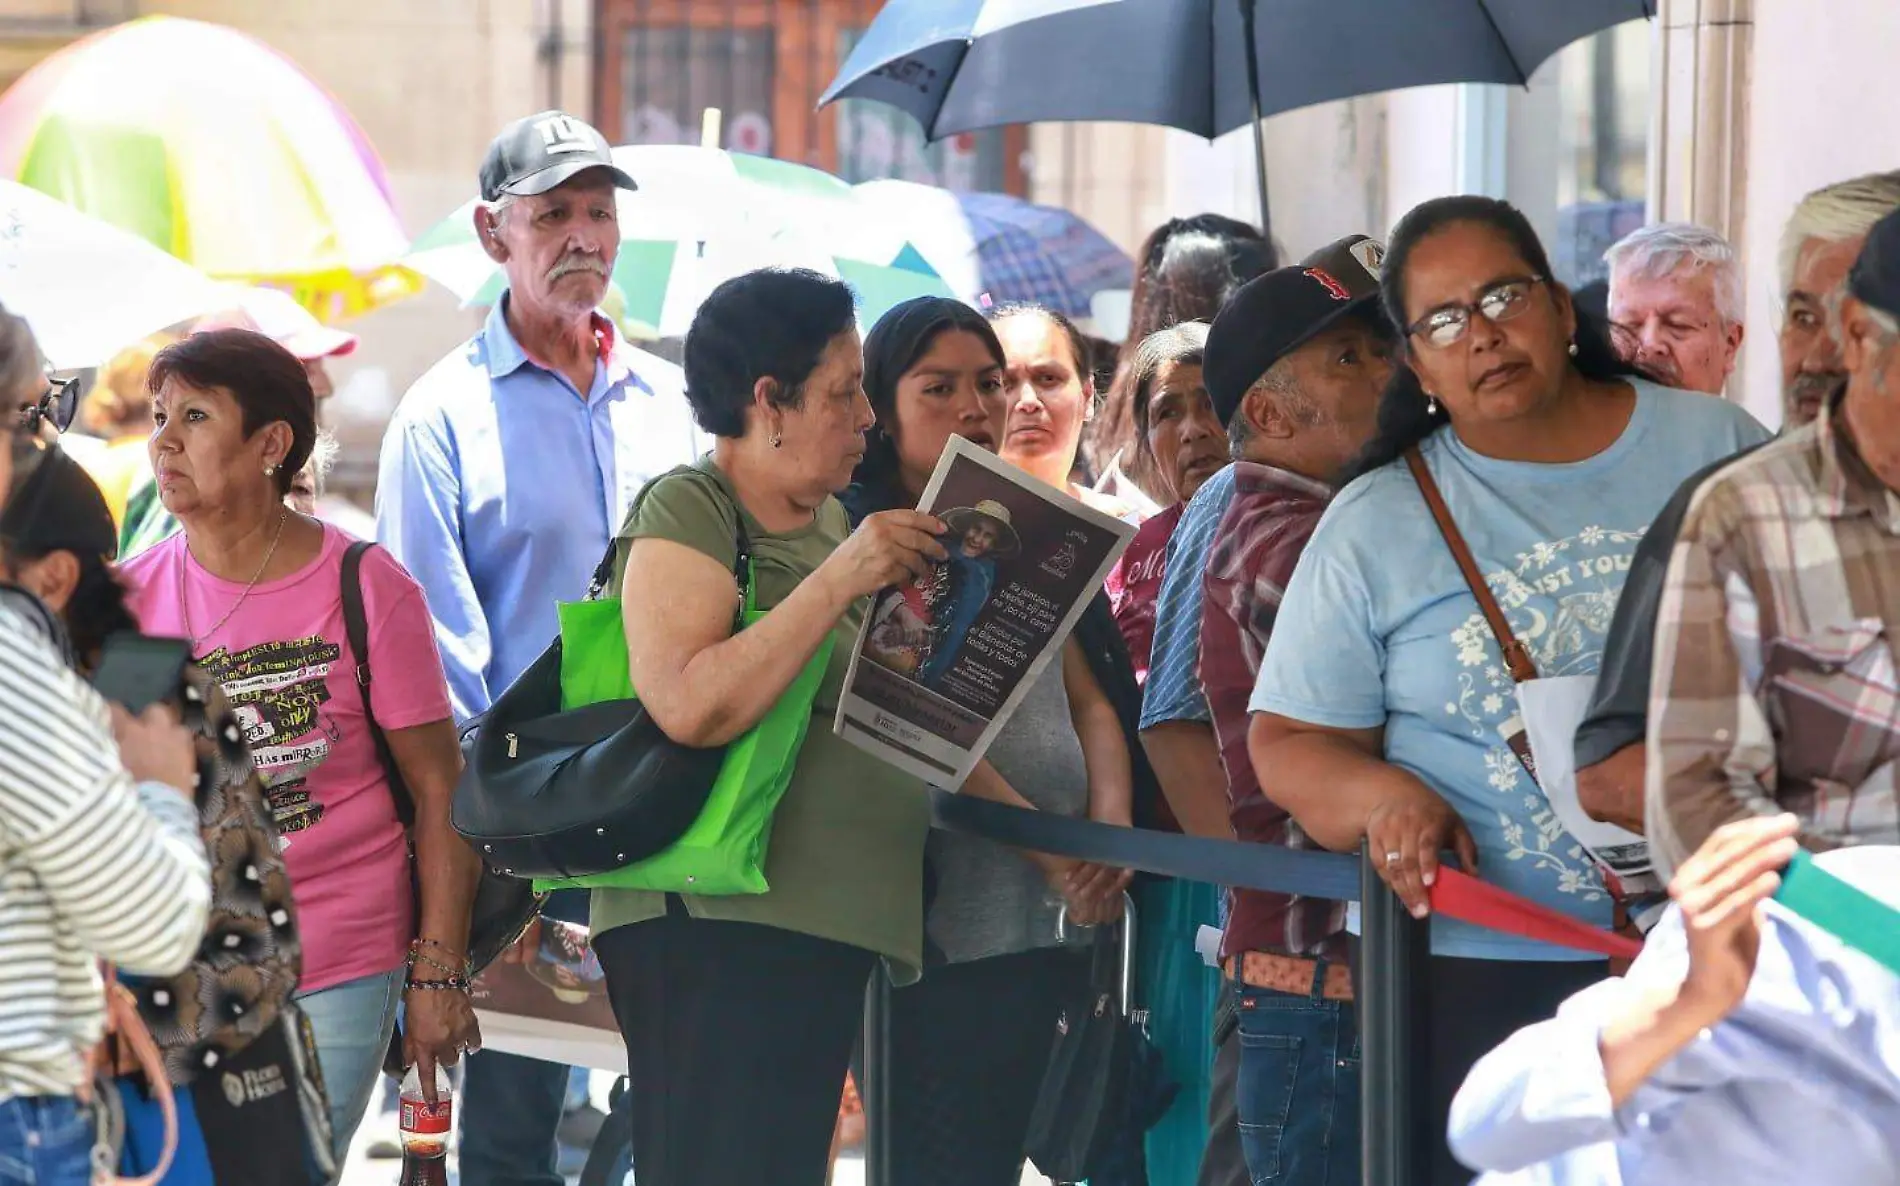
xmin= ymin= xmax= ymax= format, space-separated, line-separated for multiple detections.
xmin=470 ymin=919 xmax=624 ymax=1073
xmin=835 ymin=435 xmax=1134 ymax=786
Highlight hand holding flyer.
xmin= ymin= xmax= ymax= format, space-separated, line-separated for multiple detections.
xmin=835 ymin=435 xmax=1135 ymax=786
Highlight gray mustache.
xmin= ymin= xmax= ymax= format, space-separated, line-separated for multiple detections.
xmin=548 ymin=254 xmax=609 ymax=281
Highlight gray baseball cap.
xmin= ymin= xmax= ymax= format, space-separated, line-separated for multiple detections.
xmin=478 ymin=111 xmax=637 ymax=203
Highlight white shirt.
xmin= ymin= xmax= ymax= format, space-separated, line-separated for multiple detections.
xmin=1449 ymin=848 xmax=1900 ymax=1186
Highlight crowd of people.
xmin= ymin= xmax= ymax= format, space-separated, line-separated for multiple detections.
xmin=0 ymin=103 xmax=1894 ymax=1186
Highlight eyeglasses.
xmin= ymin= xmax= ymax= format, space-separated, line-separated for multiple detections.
xmin=17 ymin=372 xmax=77 ymax=436
xmin=1406 ymin=276 xmax=1547 ymax=349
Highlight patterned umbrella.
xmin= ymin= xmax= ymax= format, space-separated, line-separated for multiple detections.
xmin=403 ymin=144 xmax=951 ymax=337
xmin=0 ymin=15 xmax=418 ymax=322
xmin=854 ymin=179 xmax=1133 ymax=319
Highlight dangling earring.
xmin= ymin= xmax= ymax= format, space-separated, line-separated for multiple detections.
xmin=1568 ymin=340 xmax=1579 ymax=357
xmin=769 ymin=432 xmax=782 ymax=449
xmin=263 ymin=464 xmax=276 ymax=476
xmin=1425 ymin=395 xmax=1439 ymax=416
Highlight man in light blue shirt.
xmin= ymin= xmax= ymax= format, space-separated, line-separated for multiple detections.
xmin=1449 ymin=826 xmax=1900 ymax=1185
xmin=376 ymin=110 xmax=703 ymax=1186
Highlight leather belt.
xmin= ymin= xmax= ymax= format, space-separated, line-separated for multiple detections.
xmin=1222 ymin=950 xmax=1354 ymax=1002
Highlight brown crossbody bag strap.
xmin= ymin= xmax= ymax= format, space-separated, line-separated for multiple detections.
xmin=1403 ymin=446 xmax=1539 ymax=684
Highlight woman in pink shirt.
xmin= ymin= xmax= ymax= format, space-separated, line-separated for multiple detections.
xmin=118 ymin=329 xmax=481 ymax=1160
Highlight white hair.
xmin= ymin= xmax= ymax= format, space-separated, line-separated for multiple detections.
xmin=1778 ymin=171 xmax=1900 ymax=297
xmin=300 ymin=429 xmax=340 ymax=497
xmin=1603 ymin=222 xmax=1743 ymax=323
xmin=486 ymin=192 xmax=521 ymax=231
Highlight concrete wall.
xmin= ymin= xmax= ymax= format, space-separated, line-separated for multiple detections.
xmin=1735 ymin=0 xmax=1900 ymax=427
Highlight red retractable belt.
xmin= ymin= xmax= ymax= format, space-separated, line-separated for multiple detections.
xmin=1430 ymin=868 xmax=1643 ymax=961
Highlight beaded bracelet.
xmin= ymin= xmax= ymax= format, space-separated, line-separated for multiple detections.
xmin=408 ymin=948 xmax=469 ymax=979
xmin=404 ymin=975 xmax=471 ymax=992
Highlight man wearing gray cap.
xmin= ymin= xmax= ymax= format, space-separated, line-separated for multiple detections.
xmin=1644 ymin=204 xmax=1900 ymax=878
xmin=376 ymin=110 xmax=703 ymax=1185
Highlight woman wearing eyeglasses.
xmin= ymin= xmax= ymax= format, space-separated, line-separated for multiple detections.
xmin=1246 ymin=196 xmax=1769 ymax=1185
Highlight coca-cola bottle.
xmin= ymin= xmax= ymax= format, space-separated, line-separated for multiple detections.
xmin=398 ymin=1064 xmax=452 ymax=1186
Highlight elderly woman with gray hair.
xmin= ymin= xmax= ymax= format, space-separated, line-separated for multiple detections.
xmin=0 ymin=301 xmax=210 ymax=1186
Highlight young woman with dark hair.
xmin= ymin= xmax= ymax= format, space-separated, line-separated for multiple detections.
xmin=1247 ymin=195 xmax=1771 ymax=1184
xmin=843 ymin=296 xmax=1149 ymax=1186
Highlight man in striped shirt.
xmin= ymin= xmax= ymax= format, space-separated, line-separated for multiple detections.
xmin=0 ymin=306 xmax=211 ymax=1183
xmin=1646 ymin=205 xmax=1900 ymax=875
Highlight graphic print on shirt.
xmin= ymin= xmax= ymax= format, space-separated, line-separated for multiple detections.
xmin=1445 ymin=524 xmax=1644 ymax=901
xmin=197 ymin=634 xmax=342 ymax=842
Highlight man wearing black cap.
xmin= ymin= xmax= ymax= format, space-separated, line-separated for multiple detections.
xmin=1137 ymin=235 xmax=1390 ymax=1186
xmin=1643 ymin=205 xmax=1900 ymax=881
xmin=375 ymin=112 xmax=702 ymax=1186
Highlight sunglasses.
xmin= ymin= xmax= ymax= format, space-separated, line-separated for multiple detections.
xmin=1406 ymin=276 xmax=1547 ymax=349
xmin=17 ymin=372 xmax=78 ymax=436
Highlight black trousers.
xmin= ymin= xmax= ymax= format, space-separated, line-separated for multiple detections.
xmin=871 ymin=946 xmax=1089 ymax=1186
xmin=1423 ymin=955 xmax=1605 ymax=1186
xmin=595 ymin=903 xmax=877 ymax=1186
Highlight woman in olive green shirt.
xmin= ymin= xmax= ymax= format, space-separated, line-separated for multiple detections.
xmin=590 ymin=268 xmax=945 ymax=1186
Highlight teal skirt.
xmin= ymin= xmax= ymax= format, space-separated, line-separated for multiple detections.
xmin=1133 ymin=876 xmax=1222 ymax=1186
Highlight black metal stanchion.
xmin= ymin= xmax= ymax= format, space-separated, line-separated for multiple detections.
xmin=1359 ymin=844 xmax=1429 ymax=1186
xmin=862 ymin=973 xmax=891 ymax=1186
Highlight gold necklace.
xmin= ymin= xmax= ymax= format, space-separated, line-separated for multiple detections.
xmin=181 ymin=509 xmax=289 ymax=650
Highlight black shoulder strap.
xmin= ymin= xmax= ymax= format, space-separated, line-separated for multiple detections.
xmin=342 ymin=540 xmax=416 ymax=829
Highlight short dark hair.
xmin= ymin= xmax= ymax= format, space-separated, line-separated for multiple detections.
xmin=682 ymin=268 xmax=858 ymax=439
xmin=148 ymin=329 xmax=316 ymax=496
xmin=988 ymin=303 xmax=1094 ymax=386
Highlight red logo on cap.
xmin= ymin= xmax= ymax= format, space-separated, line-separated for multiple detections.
xmin=1305 ymin=268 xmax=1352 ymax=301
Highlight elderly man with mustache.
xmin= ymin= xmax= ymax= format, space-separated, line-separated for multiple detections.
xmin=1573 ymin=170 xmax=1900 ymax=844
xmin=375 ymin=111 xmax=706 ymax=1186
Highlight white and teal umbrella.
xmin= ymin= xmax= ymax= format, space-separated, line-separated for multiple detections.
xmin=403 ymin=144 xmax=951 ymax=336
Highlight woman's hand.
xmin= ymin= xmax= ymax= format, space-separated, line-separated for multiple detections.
xmin=817 ymin=510 xmax=947 ymax=604
xmin=111 ymin=703 xmax=200 ymax=798
xmin=1670 ymin=813 xmax=1801 ymax=1018
xmin=1061 ymin=862 xmax=1132 ymax=927
xmin=1365 ymin=773 xmax=1480 ymax=919
xmin=402 ymin=983 xmax=482 ymax=1101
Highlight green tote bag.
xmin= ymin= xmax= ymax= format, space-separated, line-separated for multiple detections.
xmin=534 ymin=536 xmax=834 ymax=897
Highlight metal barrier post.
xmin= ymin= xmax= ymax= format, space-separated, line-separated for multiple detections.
xmin=1359 ymin=843 xmax=1429 ymax=1186
xmin=862 ymin=973 xmax=891 ymax=1186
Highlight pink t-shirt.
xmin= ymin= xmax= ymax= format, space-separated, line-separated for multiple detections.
xmin=122 ymin=523 xmax=451 ymax=993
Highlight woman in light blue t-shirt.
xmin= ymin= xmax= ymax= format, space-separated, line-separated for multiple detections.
xmin=1247 ymin=195 xmax=1770 ymax=1186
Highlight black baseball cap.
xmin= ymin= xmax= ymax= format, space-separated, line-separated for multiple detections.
xmin=1203 ymin=234 xmax=1387 ymax=427
xmin=478 ymin=111 xmax=638 ymax=204
xmin=0 ymin=443 xmax=116 ymax=560
xmin=1850 ymin=206 xmax=1900 ymax=319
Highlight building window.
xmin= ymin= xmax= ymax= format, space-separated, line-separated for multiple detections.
xmin=1506 ymin=21 xmax=1652 ymax=288
xmin=618 ymin=24 xmax=776 ymax=152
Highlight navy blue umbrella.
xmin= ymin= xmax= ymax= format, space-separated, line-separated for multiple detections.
xmin=823 ymin=0 xmax=1655 ymax=242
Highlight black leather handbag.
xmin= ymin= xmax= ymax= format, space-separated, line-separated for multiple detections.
xmin=446 ymin=526 xmax=747 ymax=881
xmin=1024 ymin=895 xmax=1177 ymax=1185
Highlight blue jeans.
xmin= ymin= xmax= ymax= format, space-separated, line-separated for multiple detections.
xmin=1234 ymin=981 xmax=1360 ymax=1186
xmin=0 ymin=1097 xmax=93 ymax=1186
xmin=296 ymin=965 xmax=405 ymax=1164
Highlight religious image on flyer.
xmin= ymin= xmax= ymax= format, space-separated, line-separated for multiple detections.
xmin=834 ymin=434 xmax=1134 ymax=787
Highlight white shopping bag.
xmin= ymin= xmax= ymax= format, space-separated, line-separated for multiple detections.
xmin=1516 ymin=675 xmax=1655 ymax=882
